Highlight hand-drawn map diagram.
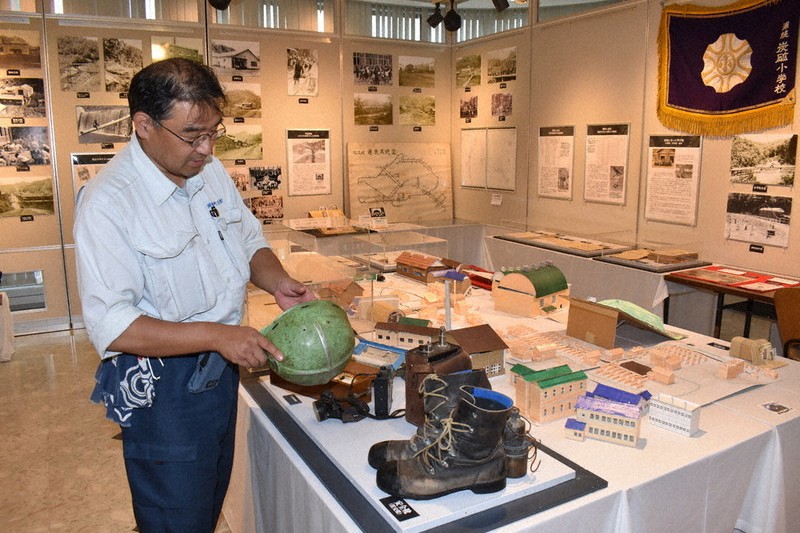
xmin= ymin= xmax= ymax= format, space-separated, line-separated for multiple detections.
xmin=347 ymin=143 xmax=452 ymax=222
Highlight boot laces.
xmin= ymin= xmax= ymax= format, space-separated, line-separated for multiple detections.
xmin=408 ymin=375 xmax=450 ymax=449
xmin=413 ymin=416 xmax=471 ymax=473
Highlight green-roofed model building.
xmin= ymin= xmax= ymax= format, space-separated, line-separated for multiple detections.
xmin=492 ymin=263 xmax=570 ymax=318
xmin=509 ymin=362 xmax=587 ymax=424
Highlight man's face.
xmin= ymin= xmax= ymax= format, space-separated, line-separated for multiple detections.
xmin=139 ymin=101 xmax=223 ymax=186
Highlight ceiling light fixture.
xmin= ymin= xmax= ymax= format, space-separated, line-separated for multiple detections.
xmin=208 ymin=0 xmax=231 ymax=10
xmin=492 ymin=0 xmax=510 ymax=12
xmin=443 ymin=0 xmax=462 ymax=32
xmin=427 ymin=2 xmax=444 ymax=28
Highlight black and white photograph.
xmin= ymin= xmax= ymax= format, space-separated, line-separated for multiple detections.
xmin=460 ymin=95 xmax=478 ymax=119
xmin=399 ymin=94 xmax=435 ymax=126
xmin=151 ymin=36 xmax=203 ymax=63
xmin=57 ymin=35 xmax=101 ymax=92
xmin=353 ymin=52 xmax=392 ymax=85
xmin=455 ymin=54 xmax=481 ymax=87
xmin=491 ymin=92 xmax=512 ymax=117
xmin=354 ymin=93 xmax=393 ymax=126
xmin=248 ymin=194 xmax=283 ymax=222
xmin=102 ymin=38 xmax=143 ymax=93
xmin=725 ymin=192 xmax=792 ymax=248
xmin=0 ymin=30 xmax=41 ymax=69
xmin=250 ymin=166 xmax=282 ymax=194
xmin=287 ymin=48 xmax=318 ymax=97
xmin=730 ymin=133 xmax=797 ymax=186
xmin=71 ymin=152 xmax=114 ymax=194
xmin=221 ymin=82 xmax=261 ymax=119
xmin=76 ymin=105 xmax=131 ymax=144
xmin=487 ymin=46 xmax=516 ymax=84
xmin=0 ymin=175 xmax=54 ymax=217
xmin=211 ymin=39 xmax=260 ymax=77
xmin=0 ymin=126 xmax=50 ymax=166
xmin=398 ymin=56 xmax=435 ymax=88
xmin=0 ymin=78 xmax=46 ymax=118
xmin=214 ymin=123 xmax=262 ymax=161
xmin=227 ymin=167 xmax=251 ymax=193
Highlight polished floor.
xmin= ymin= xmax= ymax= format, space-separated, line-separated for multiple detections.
xmin=0 ymin=330 xmax=231 ymax=533
xmin=0 ymin=300 xmax=775 ymax=532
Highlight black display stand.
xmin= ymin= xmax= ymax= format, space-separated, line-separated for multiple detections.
xmin=242 ymin=375 xmax=608 ymax=532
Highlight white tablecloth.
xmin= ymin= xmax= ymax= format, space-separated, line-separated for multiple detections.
xmin=224 ymin=363 xmax=800 ymax=533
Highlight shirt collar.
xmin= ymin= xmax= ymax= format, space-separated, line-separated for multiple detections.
xmin=130 ymin=134 xmax=205 ymax=205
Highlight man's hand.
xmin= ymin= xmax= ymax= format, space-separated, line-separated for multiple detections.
xmin=215 ymin=324 xmax=285 ymax=369
xmin=273 ymin=276 xmax=317 ymax=310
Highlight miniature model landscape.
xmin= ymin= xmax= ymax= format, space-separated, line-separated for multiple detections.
xmin=250 ymin=247 xmax=785 ymax=529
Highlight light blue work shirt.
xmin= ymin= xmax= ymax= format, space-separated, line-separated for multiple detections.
xmin=74 ymin=134 xmax=268 ymax=359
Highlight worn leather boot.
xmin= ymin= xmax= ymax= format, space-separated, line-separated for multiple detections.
xmin=376 ymin=386 xmax=513 ymax=500
xmin=503 ymin=407 xmax=539 ymax=478
xmin=367 ymin=369 xmax=490 ymax=469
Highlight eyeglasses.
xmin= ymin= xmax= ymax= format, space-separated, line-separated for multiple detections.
xmin=153 ymin=118 xmax=226 ymax=148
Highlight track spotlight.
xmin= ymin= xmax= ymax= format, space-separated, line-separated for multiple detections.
xmin=443 ymin=0 xmax=461 ymax=32
xmin=492 ymin=0 xmax=510 ymax=12
xmin=208 ymin=0 xmax=231 ymax=10
xmin=427 ymin=3 xmax=444 ymax=28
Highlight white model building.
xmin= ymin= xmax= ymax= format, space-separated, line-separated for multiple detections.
xmin=648 ymin=393 xmax=701 ymax=437
xmin=564 ymin=384 xmax=648 ymax=447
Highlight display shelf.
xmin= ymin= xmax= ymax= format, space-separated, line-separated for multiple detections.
xmin=494 ymin=230 xmax=632 ymax=258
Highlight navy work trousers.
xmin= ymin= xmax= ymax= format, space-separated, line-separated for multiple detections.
xmin=121 ymin=355 xmax=239 ymax=533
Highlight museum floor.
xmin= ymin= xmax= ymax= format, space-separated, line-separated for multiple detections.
xmin=0 ymin=300 xmax=772 ymax=532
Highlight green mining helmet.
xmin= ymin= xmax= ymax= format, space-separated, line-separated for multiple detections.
xmin=259 ymin=300 xmax=355 ymax=386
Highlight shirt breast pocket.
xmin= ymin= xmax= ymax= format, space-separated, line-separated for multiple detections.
xmin=135 ymin=229 xmax=219 ymax=321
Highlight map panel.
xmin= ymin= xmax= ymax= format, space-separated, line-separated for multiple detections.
xmin=347 ymin=142 xmax=452 ymax=222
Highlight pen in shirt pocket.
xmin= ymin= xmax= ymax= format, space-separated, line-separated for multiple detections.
xmin=209 ymin=205 xmax=224 ymax=240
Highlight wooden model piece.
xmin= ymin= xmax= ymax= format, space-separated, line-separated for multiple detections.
xmin=647 ymin=248 xmax=699 ymax=264
xmin=372 ymin=321 xmax=440 ymax=350
xmin=447 ymin=324 xmax=508 ymax=377
xmin=716 ymin=359 xmax=745 ymax=379
xmin=492 ymin=264 xmax=570 ymax=318
xmin=648 ymin=393 xmax=701 ymax=437
xmin=316 ymin=279 xmax=364 ymax=308
xmin=509 ymin=363 xmax=587 ymax=424
xmin=394 ymin=251 xmax=453 ymax=284
xmin=729 ymin=336 xmax=776 ymax=366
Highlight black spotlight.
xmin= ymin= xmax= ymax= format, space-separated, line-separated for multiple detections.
xmin=443 ymin=0 xmax=461 ymax=32
xmin=427 ymin=3 xmax=444 ymax=28
xmin=492 ymin=0 xmax=510 ymax=12
xmin=209 ymin=0 xmax=231 ymax=10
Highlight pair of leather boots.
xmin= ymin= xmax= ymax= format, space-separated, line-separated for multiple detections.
xmin=368 ymin=370 xmax=537 ymax=500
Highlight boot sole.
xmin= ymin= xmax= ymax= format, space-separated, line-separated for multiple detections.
xmin=379 ymin=477 xmax=507 ymax=500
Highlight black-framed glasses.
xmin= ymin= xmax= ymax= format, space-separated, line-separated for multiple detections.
xmin=153 ymin=118 xmax=226 ymax=148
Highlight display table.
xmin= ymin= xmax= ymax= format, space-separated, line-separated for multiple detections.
xmin=223 ymin=340 xmax=800 ymax=532
xmin=225 ymin=269 xmax=800 ymax=532
xmin=665 ymin=266 xmax=798 ymax=339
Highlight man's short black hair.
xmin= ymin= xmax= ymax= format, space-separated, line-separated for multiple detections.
xmin=128 ymin=58 xmax=226 ymax=121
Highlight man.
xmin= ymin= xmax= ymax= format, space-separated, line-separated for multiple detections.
xmin=74 ymin=58 xmax=314 ymax=532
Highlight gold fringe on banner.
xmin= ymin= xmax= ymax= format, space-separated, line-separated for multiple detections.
xmin=657 ymin=0 xmax=797 ymax=137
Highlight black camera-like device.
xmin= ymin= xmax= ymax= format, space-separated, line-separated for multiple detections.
xmin=371 ymin=366 xmax=393 ymax=419
xmin=313 ymin=390 xmax=369 ymax=423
